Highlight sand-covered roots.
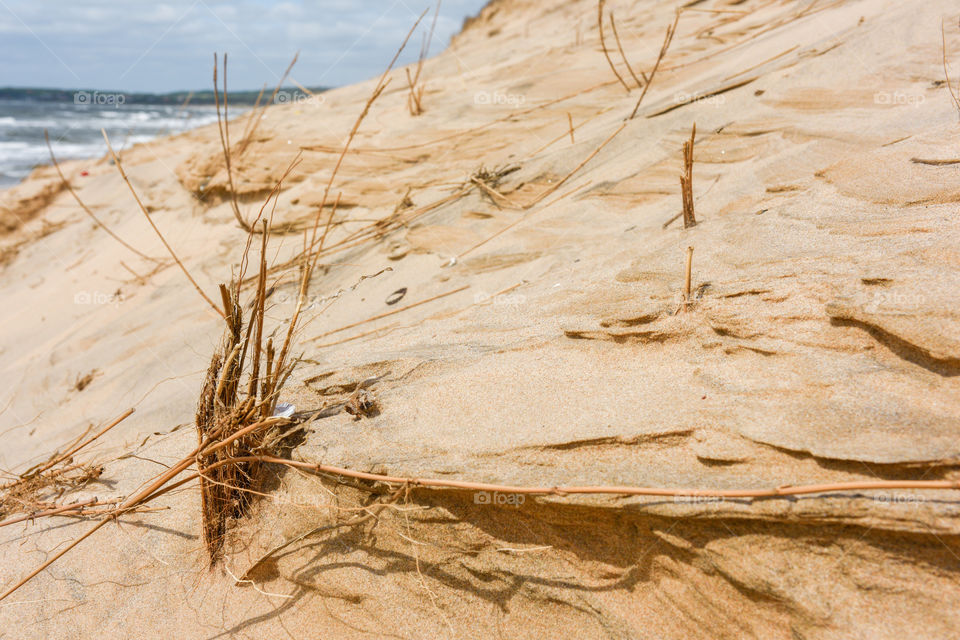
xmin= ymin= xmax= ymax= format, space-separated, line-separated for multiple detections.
xmin=195 ymin=260 xmax=295 ymax=563
xmin=195 ymin=285 xmax=256 ymax=563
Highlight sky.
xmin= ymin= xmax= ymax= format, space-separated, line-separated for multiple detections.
xmin=0 ymin=0 xmax=490 ymax=92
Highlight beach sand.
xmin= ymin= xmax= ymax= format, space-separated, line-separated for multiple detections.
xmin=1 ymin=0 xmax=959 ymax=637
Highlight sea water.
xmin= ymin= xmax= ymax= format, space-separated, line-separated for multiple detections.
xmin=0 ymin=100 xmax=224 ymax=188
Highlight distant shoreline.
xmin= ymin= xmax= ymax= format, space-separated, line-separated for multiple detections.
xmin=0 ymin=86 xmax=329 ymax=106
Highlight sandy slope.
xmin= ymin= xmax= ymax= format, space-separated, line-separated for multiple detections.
xmin=1 ymin=0 xmax=959 ymax=637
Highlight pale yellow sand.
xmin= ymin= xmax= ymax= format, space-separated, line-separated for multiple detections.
xmin=1 ymin=0 xmax=959 ymax=637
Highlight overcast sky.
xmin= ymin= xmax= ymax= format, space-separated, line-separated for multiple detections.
xmin=0 ymin=0 xmax=489 ymax=92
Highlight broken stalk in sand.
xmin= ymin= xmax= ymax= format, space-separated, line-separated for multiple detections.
xmin=680 ymin=122 xmax=697 ymax=228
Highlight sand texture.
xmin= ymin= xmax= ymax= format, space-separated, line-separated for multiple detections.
xmin=1 ymin=0 xmax=959 ymax=638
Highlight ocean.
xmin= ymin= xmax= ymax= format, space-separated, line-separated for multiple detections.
xmin=0 ymin=100 xmax=225 ymax=188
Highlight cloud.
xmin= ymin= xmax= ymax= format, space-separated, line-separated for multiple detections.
xmin=0 ymin=0 xmax=489 ymax=91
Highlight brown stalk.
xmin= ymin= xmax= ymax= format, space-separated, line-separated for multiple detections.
xmin=598 ymin=0 xmax=631 ymax=91
xmin=213 ymin=53 xmax=251 ymax=231
xmin=231 ymin=455 xmax=960 ymax=499
xmin=680 ymin=122 xmax=697 ymax=228
xmin=911 ymin=157 xmax=960 ymax=166
xmin=629 ymin=10 xmax=680 ymax=119
xmin=238 ymin=83 xmax=267 ymax=146
xmin=407 ymin=1 xmax=441 ymax=116
xmin=610 ymin=11 xmax=647 ymax=88
xmin=237 ymin=53 xmax=299 ymax=155
xmin=243 ymin=220 xmax=269 ymax=400
xmin=406 ymin=68 xmax=426 ymax=115
xmin=44 ymin=132 xmax=156 ymax=262
xmin=101 ymin=130 xmax=224 ymax=318
xmin=126 ymin=452 xmax=960 ymax=521
xmin=24 ymin=409 xmax=133 ymax=478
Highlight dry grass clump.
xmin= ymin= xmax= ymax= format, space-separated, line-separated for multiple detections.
xmin=193 ymin=15 xmax=432 ymax=562
xmin=0 ymin=463 xmax=103 ymax=521
xmin=194 ymin=214 xmax=306 ymax=561
xmin=194 ymin=282 xmax=268 ymax=562
xmin=12 ymin=3 xmax=960 ymax=610
xmin=0 ymin=11 xmax=430 ymax=602
xmin=0 ymin=409 xmax=131 ymax=522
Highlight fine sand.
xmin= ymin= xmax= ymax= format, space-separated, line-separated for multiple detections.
xmin=1 ymin=0 xmax=959 ymax=638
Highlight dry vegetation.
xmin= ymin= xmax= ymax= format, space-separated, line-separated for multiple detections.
xmin=2 ymin=2 xmax=959 ymax=624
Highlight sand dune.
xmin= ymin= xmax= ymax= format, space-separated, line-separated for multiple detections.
xmin=1 ymin=0 xmax=959 ymax=637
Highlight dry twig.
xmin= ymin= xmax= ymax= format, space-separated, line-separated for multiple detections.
xmin=44 ymin=132 xmax=157 ymax=262
xmin=101 ymin=130 xmax=224 ymax=318
xmin=680 ymin=122 xmax=697 ymax=228
xmin=629 ymin=10 xmax=680 ymax=119
xmin=598 ymin=0 xmax=631 ymax=91
xmin=610 ymin=11 xmax=647 ymax=88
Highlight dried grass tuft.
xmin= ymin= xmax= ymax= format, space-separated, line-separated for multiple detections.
xmin=0 ymin=409 xmax=131 ymax=522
